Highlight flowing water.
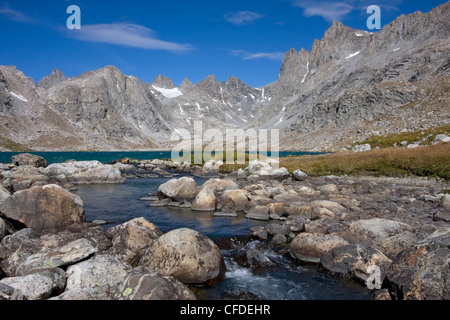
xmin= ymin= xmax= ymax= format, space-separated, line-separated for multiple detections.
xmin=74 ymin=176 xmax=371 ymax=301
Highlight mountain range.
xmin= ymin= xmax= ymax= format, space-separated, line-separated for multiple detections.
xmin=0 ymin=1 xmax=448 ymax=152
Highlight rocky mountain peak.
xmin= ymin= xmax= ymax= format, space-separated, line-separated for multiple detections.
xmin=37 ymin=69 xmax=68 ymax=89
xmin=179 ymin=78 xmax=195 ymax=93
xmin=152 ymin=75 xmax=176 ymax=89
xmin=196 ymin=75 xmax=220 ymax=94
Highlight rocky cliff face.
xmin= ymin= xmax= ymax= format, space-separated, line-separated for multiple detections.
xmin=254 ymin=1 xmax=450 ymax=150
xmin=0 ymin=2 xmax=448 ymax=151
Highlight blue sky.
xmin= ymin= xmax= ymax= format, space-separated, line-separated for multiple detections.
xmin=0 ymin=0 xmax=447 ymax=87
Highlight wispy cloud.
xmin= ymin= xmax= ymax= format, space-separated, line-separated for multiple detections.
xmin=291 ymin=0 xmax=403 ymax=22
xmin=0 ymin=4 xmax=36 ymax=23
xmin=231 ymin=50 xmax=285 ymax=61
xmin=292 ymin=1 xmax=354 ymax=22
xmin=66 ymin=23 xmax=194 ymax=53
xmin=224 ymin=11 xmax=265 ymax=26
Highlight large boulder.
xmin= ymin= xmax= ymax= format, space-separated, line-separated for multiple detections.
xmin=158 ymin=177 xmax=198 ymax=202
xmin=140 ymin=228 xmax=223 ymax=284
xmin=43 ymin=160 xmax=124 ymax=184
xmin=201 ymin=179 xmax=239 ymax=195
xmin=11 ymin=153 xmax=48 ymax=168
xmin=293 ymin=169 xmax=308 ymax=181
xmin=217 ymin=189 xmax=249 ymax=212
xmin=0 ymin=227 xmax=110 ymax=277
xmin=65 ymin=254 xmax=132 ymax=300
xmin=349 ymin=218 xmax=410 ymax=242
xmin=247 ymin=160 xmax=273 ymax=176
xmin=0 ymin=268 xmax=65 ymax=300
xmin=191 ymin=187 xmax=216 ymax=212
xmin=384 ymin=230 xmax=450 ymax=300
xmin=1 ymin=166 xmax=50 ymax=192
xmin=113 ymin=268 xmax=196 ymax=300
xmin=0 ymin=185 xmax=11 ymax=202
xmin=16 ymin=238 xmax=97 ymax=276
xmin=106 ymin=218 xmax=162 ymax=257
xmin=321 ymin=244 xmax=392 ymax=285
xmin=0 ymin=184 xmax=85 ymax=234
xmin=245 ymin=206 xmax=270 ymax=221
xmin=290 ymin=233 xmax=349 ymax=264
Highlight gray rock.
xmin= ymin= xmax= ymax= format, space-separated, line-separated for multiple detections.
xmin=290 ymin=233 xmax=349 ymax=264
xmin=321 ymin=244 xmax=392 ymax=284
xmin=49 ymin=288 xmax=98 ymax=300
xmin=217 ymin=189 xmax=249 ymax=212
xmin=433 ymin=211 xmax=450 ymax=223
xmin=272 ymin=233 xmax=287 ymax=245
xmin=440 ymin=194 xmax=450 ymax=211
xmin=352 ymin=144 xmax=372 ymax=153
xmin=113 ymin=268 xmax=196 ymax=300
xmin=158 ymin=177 xmax=198 ymax=202
xmin=0 ymin=185 xmax=11 ymax=202
xmin=107 ymin=218 xmax=162 ymax=257
xmin=293 ymin=169 xmax=308 ymax=181
xmin=384 ymin=230 xmax=450 ymax=300
xmin=214 ymin=211 xmax=237 ymax=217
xmin=37 ymin=69 xmax=68 ymax=89
xmin=265 ymin=223 xmax=290 ymax=236
xmin=245 ymin=206 xmax=270 ymax=221
xmin=0 ymin=217 xmax=7 ymax=241
xmin=0 ymin=268 xmax=65 ymax=300
xmin=249 ymin=226 xmax=268 ymax=241
xmin=191 ymin=187 xmax=216 ymax=212
xmin=44 ymin=161 xmax=124 ymax=184
xmin=349 ymin=218 xmax=410 ymax=242
xmin=149 ymin=198 xmax=171 ymax=207
xmin=373 ymin=232 xmax=418 ymax=260
xmin=140 ymin=228 xmax=223 ymax=284
xmin=0 ymin=184 xmax=85 ymax=234
xmin=318 ymin=184 xmax=340 ymax=195
xmin=65 ymin=254 xmax=132 ymax=300
xmin=11 ymin=153 xmax=48 ymax=168
xmin=16 ymin=238 xmax=97 ymax=276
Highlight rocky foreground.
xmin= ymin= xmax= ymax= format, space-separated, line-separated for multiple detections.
xmin=0 ymin=153 xmax=449 ymax=300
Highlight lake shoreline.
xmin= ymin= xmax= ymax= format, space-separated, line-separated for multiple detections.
xmin=0 ymin=153 xmax=449 ymax=300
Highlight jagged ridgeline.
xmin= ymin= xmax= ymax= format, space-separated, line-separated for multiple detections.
xmin=0 ymin=2 xmax=448 ymax=152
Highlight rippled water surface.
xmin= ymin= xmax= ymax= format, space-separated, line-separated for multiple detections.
xmin=75 ymin=176 xmax=371 ymax=300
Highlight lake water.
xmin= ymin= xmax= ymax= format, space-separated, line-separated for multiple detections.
xmin=74 ymin=176 xmax=371 ymax=301
xmin=1 ymin=151 xmax=369 ymax=300
xmin=0 ymin=151 xmax=323 ymax=165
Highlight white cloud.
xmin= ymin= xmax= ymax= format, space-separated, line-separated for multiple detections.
xmin=224 ymin=11 xmax=265 ymax=26
xmin=231 ymin=50 xmax=285 ymax=61
xmin=292 ymin=0 xmax=403 ymax=22
xmin=67 ymin=23 xmax=194 ymax=53
xmin=0 ymin=4 xmax=36 ymax=23
xmin=292 ymin=1 xmax=354 ymax=22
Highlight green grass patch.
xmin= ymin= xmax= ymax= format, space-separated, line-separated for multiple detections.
xmin=0 ymin=137 xmax=33 ymax=152
xmin=354 ymin=124 xmax=450 ymax=149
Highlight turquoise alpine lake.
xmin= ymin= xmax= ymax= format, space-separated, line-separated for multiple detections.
xmin=0 ymin=151 xmax=323 ymax=164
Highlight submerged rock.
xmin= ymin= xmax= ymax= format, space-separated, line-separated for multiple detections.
xmin=191 ymin=187 xmax=216 ymax=212
xmin=158 ymin=177 xmax=198 ymax=202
